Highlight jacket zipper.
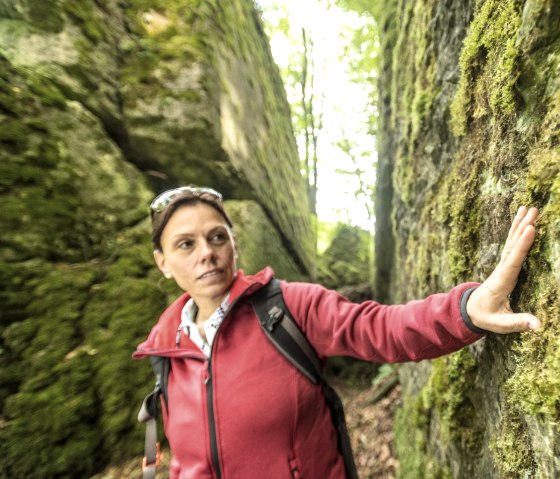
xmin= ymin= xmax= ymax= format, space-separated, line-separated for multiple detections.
xmin=205 ymin=358 xmax=221 ymax=479
xmin=204 ymin=295 xmax=248 ymax=479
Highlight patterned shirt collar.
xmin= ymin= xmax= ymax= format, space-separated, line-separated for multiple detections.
xmin=180 ymin=293 xmax=230 ymax=356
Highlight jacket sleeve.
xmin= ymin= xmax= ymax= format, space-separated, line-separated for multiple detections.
xmin=281 ymin=281 xmax=484 ymax=363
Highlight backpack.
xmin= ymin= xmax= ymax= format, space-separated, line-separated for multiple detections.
xmin=138 ymin=279 xmax=359 ymax=479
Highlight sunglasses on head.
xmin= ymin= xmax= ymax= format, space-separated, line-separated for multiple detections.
xmin=150 ymin=186 xmax=224 ymax=214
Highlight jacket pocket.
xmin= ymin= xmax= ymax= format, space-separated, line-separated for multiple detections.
xmin=289 ymin=458 xmax=302 ymax=479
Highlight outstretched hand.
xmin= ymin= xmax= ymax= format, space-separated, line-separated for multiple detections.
xmin=466 ymin=206 xmax=541 ymax=334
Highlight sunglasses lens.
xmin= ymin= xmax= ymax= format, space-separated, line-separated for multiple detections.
xmin=150 ymin=187 xmax=223 ymax=213
xmin=150 ymin=190 xmax=178 ymax=213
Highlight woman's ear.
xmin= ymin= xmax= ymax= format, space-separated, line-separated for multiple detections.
xmin=153 ymin=249 xmax=172 ymax=279
xmin=232 ymin=234 xmax=239 ymax=261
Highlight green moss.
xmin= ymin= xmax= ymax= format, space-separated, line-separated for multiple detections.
xmin=395 ymin=349 xmax=484 ymax=478
xmin=1 ymin=350 xmax=101 ymax=478
xmin=381 ymin=0 xmax=559 ymax=476
xmin=401 ymin=149 xmax=485 ymax=292
xmin=0 ymin=264 xmax=99 ymax=479
xmin=0 ymin=225 xmax=170 ymax=477
xmin=77 ymin=226 xmax=175 ymax=462
xmin=61 ymin=0 xmax=108 ymax=43
xmin=317 ymin=223 xmax=371 ymax=288
xmin=0 ymin=1 xmax=64 ymax=33
xmin=1 ymin=63 xmax=152 ymax=263
xmin=394 ymin=390 xmax=453 ymax=479
xmin=502 ymin=137 xmax=560 ymax=421
xmin=525 ymin=149 xmax=560 ymax=201
xmin=210 ymin=0 xmax=316 ymax=273
xmin=504 ymin=244 xmax=560 ymax=418
xmin=1 ymin=39 xmax=161 ymax=475
xmin=446 ymin=159 xmax=483 ymax=279
xmin=390 ymin=0 xmax=441 ymax=205
xmin=24 ymin=70 xmax=67 ymax=108
xmin=225 ymin=199 xmax=305 ymax=281
xmin=120 ymin=0 xmax=209 ymax=95
xmin=432 ymin=351 xmax=483 ymax=445
xmin=0 ymin=119 xmax=28 ymax=142
xmin=489 ymin=405 xmax=537 ymax=478
xmin=450 ymin=0 xmax=523 ymax=135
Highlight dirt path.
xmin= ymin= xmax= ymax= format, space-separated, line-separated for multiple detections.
xmin=337 ymin=379 xmax=401 ymax=478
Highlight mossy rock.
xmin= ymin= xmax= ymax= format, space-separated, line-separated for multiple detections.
xmin=1 ymin=0 xmax=315 ymax=476
xmin=225 ymin=199 xmax=305 ymax=282
xmin=317 ymin=223 xmax=371 ymax=289
xmin=377 ymin=0 xmax=560 ymax=476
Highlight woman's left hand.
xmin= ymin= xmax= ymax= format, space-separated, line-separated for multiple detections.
xmin=466 ymin=206 xmax=541 ymax=334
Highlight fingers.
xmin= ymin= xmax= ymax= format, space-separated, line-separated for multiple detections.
xmin=484 ymin=224 xmax=534 ymax=300
xmin=509 ymin=223 xmax=536 ymax=267
xmin=504 ymin=206 xmax=527 ymax=246
xmin=494 ymin=224 xmax=536 ymax=290
xmin=514 ymin=207 xmax=538 ymax=240
xmin=501 ymin=207 xmax=539 ymax=263
xmin=481 ymin=312 xmax=541 ymax=334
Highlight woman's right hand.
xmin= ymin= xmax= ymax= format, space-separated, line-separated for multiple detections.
xmin=466 ymin=206 xmax=541 ymax=334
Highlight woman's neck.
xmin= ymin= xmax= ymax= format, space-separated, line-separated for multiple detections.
xmin=195 ymin=295 xmax=226 ymax=324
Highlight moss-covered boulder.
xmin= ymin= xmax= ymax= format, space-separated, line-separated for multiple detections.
xmin=225 ymin=199 xmax=304 ymax=281
xmin=0 ymin=0 xmax=314 ymax=273
xmin=375 ymin=0 xmax=560 ymax=477
xmin=317 ymin=223 xmax=372 ymax=289
xmin=0 ymin=1 xmax=313 ymax=477
xmin=120 ymin=0 xmax=315 ymax=274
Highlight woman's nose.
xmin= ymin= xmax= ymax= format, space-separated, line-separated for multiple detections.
xmin=199 ymin=240 xmax=215 ymax=261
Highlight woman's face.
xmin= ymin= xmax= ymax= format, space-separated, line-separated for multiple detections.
xmin=154 ymin=202 xmax=237 ymax=305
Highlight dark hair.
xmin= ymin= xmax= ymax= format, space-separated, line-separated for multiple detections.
xmin=150 ymin=187 xmax=233 ymax=250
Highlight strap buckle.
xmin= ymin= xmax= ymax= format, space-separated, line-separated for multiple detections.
xmin=142 ymin=442 xmax=162 ymax=471
xmin=264 ymin=305 xmax=284 ymax=331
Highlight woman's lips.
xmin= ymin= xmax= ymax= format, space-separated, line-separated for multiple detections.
xmin=198 ymin=269 xmax=223 ymax=280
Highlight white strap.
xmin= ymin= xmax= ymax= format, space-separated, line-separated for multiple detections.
xmin=138 ymin=390 xmax=161 ymax=479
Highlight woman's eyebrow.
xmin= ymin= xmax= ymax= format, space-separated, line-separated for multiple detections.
xmin=170 ymin=231 xmax=195 ymax=242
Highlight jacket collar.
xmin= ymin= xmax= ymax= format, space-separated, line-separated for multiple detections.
xmin=135 ymin=267 xmax=274 ymax=354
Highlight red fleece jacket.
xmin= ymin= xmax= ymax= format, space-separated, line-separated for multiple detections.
xmin=134 ymin=267 xmax=482 ymax=479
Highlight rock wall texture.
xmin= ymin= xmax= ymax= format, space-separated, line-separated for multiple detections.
xmin=375 ymin=0 xmax=559 ymax=477
xmin=0 ymin=1 xmax=313 ymax=477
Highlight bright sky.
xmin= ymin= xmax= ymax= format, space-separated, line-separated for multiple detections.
xmin=256 ymin=0 xmax=377 ymax=231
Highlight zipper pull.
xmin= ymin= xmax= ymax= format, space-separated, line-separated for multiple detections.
xmin=203 ymin=360 xmax=211 ymax=385
xmin=175 ymin=324 xmax=182 ymax=348
xmin=289 ymin=459 xmax=301 ymax=478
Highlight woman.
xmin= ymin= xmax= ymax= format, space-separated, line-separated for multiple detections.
xmin=134 ymin=186 xmax=540 ymax=479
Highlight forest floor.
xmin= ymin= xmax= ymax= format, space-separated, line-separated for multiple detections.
xmin=336 ymin=376 xmax=401 ymax=479
xmin=91 ymin=375 xmax=401 ymax=479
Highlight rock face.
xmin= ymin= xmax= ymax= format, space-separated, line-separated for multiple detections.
xmin=375 ymin=0 xmax=559 ymax=477
xmin=0 ymin=1 xmax=313 ymax=477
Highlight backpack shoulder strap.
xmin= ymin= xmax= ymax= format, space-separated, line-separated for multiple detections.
xmin=250 ymin=278 xmax=359 ymax=479
xmin=250 ymin=278 xmax=322 ymax=385
xmin=150 ymin=355 xmax=170 ymax=408
xmin=137 ymin=356 xmax=169 ymax=479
